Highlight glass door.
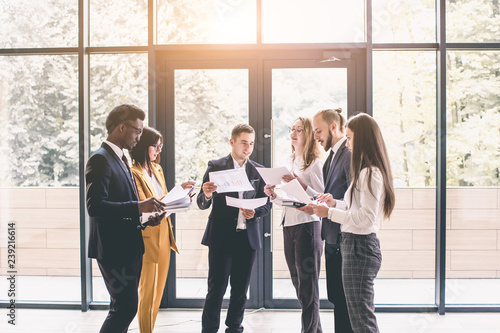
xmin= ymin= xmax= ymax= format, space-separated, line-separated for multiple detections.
xmin=157 ymin=54 xmax=362 ymax=309
xmin=262 ymin=60 xmax=353 ymax=308
xmin=159 ymin=60 xmax=259 ymax=308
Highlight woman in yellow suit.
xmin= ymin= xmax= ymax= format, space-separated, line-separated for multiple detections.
xmin=130 ymin=127 xmax=195 ymax=333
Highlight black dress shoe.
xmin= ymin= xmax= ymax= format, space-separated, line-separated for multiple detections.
xmin=225 ymin=326 xmax=244 ymax=333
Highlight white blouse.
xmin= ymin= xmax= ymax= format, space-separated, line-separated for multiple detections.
xmin=328 ymin=167 xmax=385 ymax=235
xmin=142 ymin=167 xmax=165 ymax=198
xmin=272 ymin=155 xmax=324 ymax=227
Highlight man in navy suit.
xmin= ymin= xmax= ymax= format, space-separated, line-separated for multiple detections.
xmin=197 ymin=124 xmax=272 ymax=333
xmin=85 ymin=104 xmax=166 ymax=333
xmin=302 ymin=108 xmax=352 ymax=332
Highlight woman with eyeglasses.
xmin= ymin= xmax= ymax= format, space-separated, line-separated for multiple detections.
xmin=264 ymin=117 xmax=324 ymax=333
xmin=311 ymin=113 xmax=395 ymax=333
xmin=130 ymin=126 xmax=195 ymax=333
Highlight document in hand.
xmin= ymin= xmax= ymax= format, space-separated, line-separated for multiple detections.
xmin=209 ymin=168 xmax=254 ymax=193
xmin=161 ymin=185 xmax=192 ymax=213
xmin=281 ymin=179 xmax=313 ymax=205
xmin=255 ymin=166 xmax=293 ymax=185
xmin=225 ymin=196 xmax=268 ymax=210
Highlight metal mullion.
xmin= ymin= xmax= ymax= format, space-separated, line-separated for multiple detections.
xmin=373 ymin=43 xmax=439 ymax=51
xmin=447 ymin=43 xmax=500 ymax=50
xmin=435 ymin=0 xmax=447 ymax=316
xmin=0 ymin=302 xmax=81 ymax=310
xmin=151 ymin=43 xmax=367 ymax=52
xmin=85 ymin=46 xmax=148 ymax=54
xmin=0 ymin=47 xmax=78 ymax=55
xmin=365 ymin=0 xmax=373 ymax=115
xmin=79 ymin=0 xmax=91 ymax=312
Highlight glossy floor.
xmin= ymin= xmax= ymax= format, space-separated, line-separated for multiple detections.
xmin=1 ymin=308 xmax=499 ymax=333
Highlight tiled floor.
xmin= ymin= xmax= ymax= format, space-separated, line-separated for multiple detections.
xmin=1 ymin=308 xmax=499 ymax=333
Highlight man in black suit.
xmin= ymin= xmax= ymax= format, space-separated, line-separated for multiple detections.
xmin=85 ymin=104 xmax=166 ymax=333
xmin=197 ymin=124 xmax=272 ymax=333
xmin=302 ymin=108 xmax=353 ymax=332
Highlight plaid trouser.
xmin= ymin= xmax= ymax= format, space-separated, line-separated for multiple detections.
xmin=340 ymin=232 xmax=382 ymax=333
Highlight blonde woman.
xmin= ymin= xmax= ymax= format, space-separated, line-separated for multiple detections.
xmin=264 ymin=117 xmax=324 ymax=333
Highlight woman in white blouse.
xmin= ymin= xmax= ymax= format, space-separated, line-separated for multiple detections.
xmin=311 ymin=113 xmax=395 ymax=333
xmin=264 ymin=117 xmax=324 ymax=333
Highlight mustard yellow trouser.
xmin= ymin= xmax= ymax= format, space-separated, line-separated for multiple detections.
xmin=137 ymin=235 xmax=171 ymax=333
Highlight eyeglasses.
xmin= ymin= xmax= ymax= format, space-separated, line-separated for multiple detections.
xmin=123 ymin=122 xmax=143 ymax=135
xmin=288 ymin=127 xmax=304 ymax=134
xmin=151 ymin=143 xmax=163 ymax=151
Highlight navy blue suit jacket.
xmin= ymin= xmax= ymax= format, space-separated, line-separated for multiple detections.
xmin=85 ymin=142 xmax=144 ymax=261
xmin=197 ymin=154 xmax=272 ymax=250
xmin=322 ymin=140 xmax=351 ymax=244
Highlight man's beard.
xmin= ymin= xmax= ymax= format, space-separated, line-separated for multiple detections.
xmin=324 ymin=131 xmax=334 ymax=151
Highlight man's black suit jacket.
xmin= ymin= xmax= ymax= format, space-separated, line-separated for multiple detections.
xmin=85 ymin=142 xmax=144 ymax=261
xmin=322 ymin=140 xmax=351 ymax=244
xmin=197 ymin=154 xmax=271 ymax=250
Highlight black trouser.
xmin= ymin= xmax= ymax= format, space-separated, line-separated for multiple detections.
xmin=283 ymin=221 xmax=323 ymax=333
xmin=202 ymin=230 xmax=256 ymax=333
xmin=325 ymin=242 xmax=353 ymax=333
xmin=97 ymin=252 xmax=142 ymax=333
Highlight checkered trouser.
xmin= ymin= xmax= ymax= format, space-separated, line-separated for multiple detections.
xmin=340 ymin=232 xmax=382 ymax=333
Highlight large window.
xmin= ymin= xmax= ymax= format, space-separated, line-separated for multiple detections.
xmin=372 ymin=0 xmax=435 ymax=43
xmin=262 ymin=0 xmax=365 ymax=43
xmin=0 ymin=55 xmax=80 ymax=302
xmin=1 ymin=0 xmax=499 ymax=312
xmin=157 ymin=0 xmax=256 ymax=44
xmin=373 ymin=50 xmax=437 ymax=305
xmin=445 ymin=51 xmax=500 ymax=304
xmin=0 ymin=0 xmax=78 ymax=48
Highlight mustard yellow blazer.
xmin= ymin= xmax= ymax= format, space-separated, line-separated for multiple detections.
xmin=132 ymin=162 xmax=179 ymax=263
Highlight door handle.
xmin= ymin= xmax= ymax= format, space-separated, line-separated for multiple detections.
xmin=264 ymin=133 xmax=271 ymax=139
xmin=264 ymin=232 xmax=271 ymax=237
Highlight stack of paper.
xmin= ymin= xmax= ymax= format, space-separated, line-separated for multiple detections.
xmin=161 ymin=185 xmax=193 ymax=213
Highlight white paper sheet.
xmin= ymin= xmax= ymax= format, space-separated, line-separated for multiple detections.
xmin=280 ymin=179 xmax=313 ymax=204
xmin=161 ymin=185 xmax=189 ymax=206
xmin=138 ymin=184 xmax=192 ymax=225
xmin=256 ymin=166 xmax=293 ymax=185
xmin=209 ymin=168 xmax=254 ymax=193
xmin=225 ymin=196 xmax=268 ymax=210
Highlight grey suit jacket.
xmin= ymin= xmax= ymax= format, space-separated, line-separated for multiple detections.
xmin=322 ymin=140 xmax=351 ymax=244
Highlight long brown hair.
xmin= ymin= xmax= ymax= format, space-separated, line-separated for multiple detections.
xmin=291 ymin=117 xmax=322 ymax=171
xmin=347 ymin=113 xmax=395 ymax=219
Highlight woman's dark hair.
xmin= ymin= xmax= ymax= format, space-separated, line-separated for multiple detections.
xmin=130 ymin=127 xmax=163 ymax=169
xmin=347 ymin=113 xmax=395 ymax=219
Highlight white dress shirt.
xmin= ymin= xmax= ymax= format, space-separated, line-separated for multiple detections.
xmin=232 ymin=156 xmax=248 ymax=230
xmin=272 ymin=155 xmax=324 ymax=227
xmin=327 ymin=167 xmax=385 ymax=235
xmin=104 ymin=140 xmax=125 ymax=162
